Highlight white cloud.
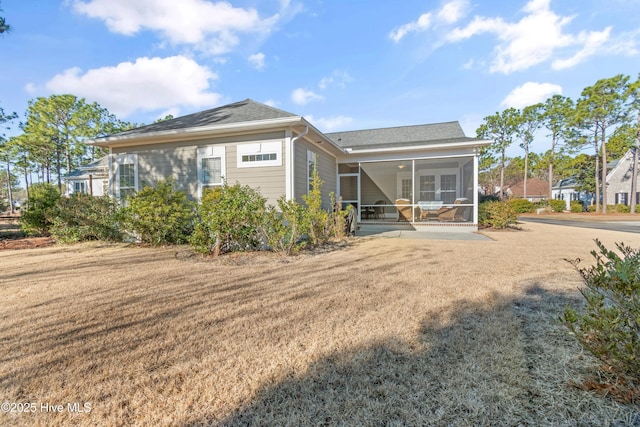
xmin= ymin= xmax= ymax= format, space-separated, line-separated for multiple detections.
xmin=263 ymin=99 xmax=279 ymax=108
xmin=291 ymin=88 xmax=323 ymax=105
xmin=389 ymin=0 xmax=470 ymax=43
xmin=445 ymin=0 xmax=611 ymax=74
xmin=24 ymin=83 xmax=37 ymax=95
xmin=501 ymin=82 xmax=562 ymax=109
xmin=157 ymin=107 xmax=181 ymax=120
xmin=389 ymin=12 xmax=432 ymax=43
xmin=305 ymin=115 xmax=352 ymax=131
xmin=72 ymin=0 xmax=282 ymax=54
xmin=552 ymin=27 xmax=611 ymax=69
xmin=44 ymin=55 xmax=221 ymax=117
xmin=318 ymin=70 xmax=353 ymax=90
xmin=248 ymin=52 xmax=266 ymax=70
xmin=437 ymin=0 xmax=469 ymax=24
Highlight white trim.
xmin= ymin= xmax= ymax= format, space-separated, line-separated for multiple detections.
xmin=197 ymin=145 xmax=226 ymax=199
xmin=344 ymin=140 xmax=492 ymax=154
xmin=236 ymin=140 xmax=282 ymax=168
xmin=285 ymin=130 xmax=294 ymax=200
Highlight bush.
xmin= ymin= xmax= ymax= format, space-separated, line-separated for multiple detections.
xmin=479 ymin=194 xmax=501 ymax=203
xmin=549 ymin=199 xmax=566 ymax=212
xmin=190 ymin=183 xmax=266 ymax=256
xmin=478 ymin=201 xmax=517 ymax=229
xmin=562 ymin=240 xmax=640 ymax=398
xmin=588 ymin=204 xmax=597 ymax=212
xmin=123 ymin=179 xmax=194 ymax=245
xmin=48 ymin=194 xmax=123 ymax=243
xmin=607 ymin=204 xmax=631 ymax=213
xmin=507 ymin=198 xmax=534 ymax=214
xmin=21 ymin=183 xmax=61 ymax=235
xmin=570 ymin=201 xmax=585 ymax=213
xmin=261 ymin=197 xmax=309 ymax=256
xmin=303 ymin=173 xmax=330 ymax=245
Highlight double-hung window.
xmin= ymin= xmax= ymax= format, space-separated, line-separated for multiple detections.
xmin=197 ymin=146 xmax=225 ymax=198
xmin=441 ymin=174 xmax=457 ymax=204
xmin=307 ymin=150 xmax=318 ymax=193
xmin=74 ymin=181 xmax=86 ymax=194
xmin=419 ymin=175 xmax=436 ymax=201
xmin=114 ymin=154 xmax=138 ymax=203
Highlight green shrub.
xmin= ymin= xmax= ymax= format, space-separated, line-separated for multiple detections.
xmin=549 ymin=199 xmax=566 ymax=212
xmin=507 ymin=198 xmax=534 ymax=214
xmin=478 ymin=201 xmax=517 ymax=229
xmin=49 ymin=194 xmax=123 ymax=243
xmin=570 ymin=201 xmax=584 ymax=213
xmin=190 ymin=183 xmax=266 ymax=256
xmin=21 ymin=183 xmax=60 ymax=235
xmin=479 ymin=194 xmax=501 ymax=203
xmin=607 ymin=204 xmax=630 ymax=213
xmin=261 ymin=197 xmax=309 ymax=256
xmin=562 ymin=240 xmax=640 ymax=396
xmin=588 ymin=204 xmax=596 ymax=212
xmin=123 ymin=179 xmax=194 ymax=245
xmin=303 ymin=173 xmax=330 ymax=245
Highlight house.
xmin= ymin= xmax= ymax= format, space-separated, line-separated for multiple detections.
xmin=551 ymin=177 xmax=593 ymax=210
xmin=63 ymin=156 xmax=109 ymax=196
xmin=504 ymin=178 xmax=549 ymax=202
xmin=90 ymin=99 xmax=490 ymax=230
xmin=605 ymin=148 xmax=639 ymax=206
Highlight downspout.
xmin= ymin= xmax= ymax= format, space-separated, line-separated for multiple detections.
xmin=286 ymin=126 xmax=308 ymax=200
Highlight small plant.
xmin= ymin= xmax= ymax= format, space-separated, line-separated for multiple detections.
xmin=548 ymin=199 xmax=566 ymax=212
xmin=49 ymin=194 xmax=123 ymax=243
xmin=21 ymin=183 xmax=60 ymax=235
xmin=478 ymin=201 xmax=517 ymax=229
xmin=303 ymin=172 xmax=331 ymax=245
xmin=570 ymin=201 xmax=584 ymax=213
xmin=507 ymin=198 xmax=534 ymax=214
xmin=261 ymin=196 xmax=309 ymax=256
xmin=190 ymin=183 xmax=266 ymax=256
xmin=123 ymin=179 xmax=194 ymax=245
xmin=562 ymin=240 xmax=640 ymax=402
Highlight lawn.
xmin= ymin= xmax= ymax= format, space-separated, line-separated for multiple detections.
xmin=1 ymin=222 xmax=639 ymax=426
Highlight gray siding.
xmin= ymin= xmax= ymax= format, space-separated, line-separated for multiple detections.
xmin=111 ymin=131 xmax=286 ymax=203
xmin=294 ymin=140 xmax=337 ymax=209
xmin=606 ymin=150 xmax=640 ymax=205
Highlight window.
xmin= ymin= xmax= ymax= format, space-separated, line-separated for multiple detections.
xmin=307 ymin=150 xmax=317 ymax=192
xmin=197 ymin=146 xmax=225 ymax=198
xmin=615 ymin=192 xmax=629 ymax=205
xmin=441 ymin=174 xmax=457 ymax=204
xmin=401 ymin=178 xmax=412 ymax=200
xmin=114 ymin=154 xmax=138 ymax=203
xmin=74 ymin=181 xmax=86 ymax=194
xmin=419 ymin=175 xmax=435 ymax=201
xmin=237 ymin=141 xmax=282 ymax=168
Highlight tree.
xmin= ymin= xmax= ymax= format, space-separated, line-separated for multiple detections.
xmin=476 ymin=108 xmax=519 ymax=199
xmin=514 ymin=104 xmax=543 ymax=199
xmin=22 ymin=95 xmax=135 ymax=191
xmin=0 ymin=2 xmax=10 ymax=34
xmin=575 ymin=75 xmax=630 ymax=214
xmin=540 ymin=95 xmax=575 ymax=199
xmin=0 ymin=105 xmax=18 ymax=213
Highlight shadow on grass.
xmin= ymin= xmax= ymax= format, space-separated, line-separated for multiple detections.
xmin=204 ymin=285 xmax=638 ymax=427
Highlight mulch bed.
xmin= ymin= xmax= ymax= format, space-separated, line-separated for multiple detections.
xmin=0 ymin=237 xmax=55 ymax=251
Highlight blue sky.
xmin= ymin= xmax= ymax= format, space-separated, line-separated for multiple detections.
xmin=1 ymin=0 xmax=639 ymax=156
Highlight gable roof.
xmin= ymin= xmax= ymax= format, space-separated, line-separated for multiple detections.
xmin=506 ymin=178 xmax=549 ymax=197
xmin=325 ymin=122 xmax=478 ymax=150
xmin=115 ymin=99 xmax=298 ymax=137
xmin=64 ymin=156 xmax=109 ymax=179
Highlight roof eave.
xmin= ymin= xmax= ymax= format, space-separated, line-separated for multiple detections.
xmin=89 ymin=116 xmax=305 ymax=148
xmin=342 ymin=139 xmax=491 ymax=154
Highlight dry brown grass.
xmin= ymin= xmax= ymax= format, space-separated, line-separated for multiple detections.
xmin=1 ymin=223 xmax=639 ymax=426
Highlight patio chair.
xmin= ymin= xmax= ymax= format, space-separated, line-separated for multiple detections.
xmin=395 ymin=198 xmax=417 ymax=222
xmin=437 ymin=198 xmax=470 ymax=222
xmin=374 ymin=200 xmax=386 ymax=219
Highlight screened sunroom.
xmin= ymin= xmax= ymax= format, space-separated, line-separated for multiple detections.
xmin=337 ymin=155 xmax=478 ymax=226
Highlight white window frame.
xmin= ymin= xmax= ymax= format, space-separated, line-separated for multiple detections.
xmin=114 ymin=153 xmax=138 ymax=200
xmin=237 ymin=140 xmax=282 ymax=168
xmin=197 ymin=145 xmax=226 ymax=199
xmin=307 ymin=149 xmax=318 ymax=193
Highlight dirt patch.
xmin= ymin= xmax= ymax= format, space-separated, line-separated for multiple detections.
xmin=0 ymin=237 xmax=54 ymax=251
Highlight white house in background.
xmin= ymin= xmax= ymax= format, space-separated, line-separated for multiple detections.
xmin=551 ymin=177 xmax=593 ymax=210
xmin=605 ymin=148 xmax=639 ymax=206
xmin=63 ymin=156 xmax=109 ymax=196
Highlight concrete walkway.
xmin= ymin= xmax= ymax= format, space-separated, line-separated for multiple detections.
xmin=355 ymin=228 xmax=491 ymax=240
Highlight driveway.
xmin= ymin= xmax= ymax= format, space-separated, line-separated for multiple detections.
xmin=518 ymin=216 xmax=640 ymax=234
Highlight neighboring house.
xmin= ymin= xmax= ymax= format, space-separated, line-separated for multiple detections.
xmin=504 ymin=178 xmax=549 ymax=202
xmin=605 ymin=148 xmax=639 ymax=206
xmin=551 ymin=177 xmax=594 ymax=210
xmin=90 ymin=99 xmax=490 ymax=230
xmin=63 ymin=156 xmax=109 ymax=196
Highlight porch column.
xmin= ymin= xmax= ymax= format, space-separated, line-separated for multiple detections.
xmin=473 ymin=151 xmax=479 ymax=224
